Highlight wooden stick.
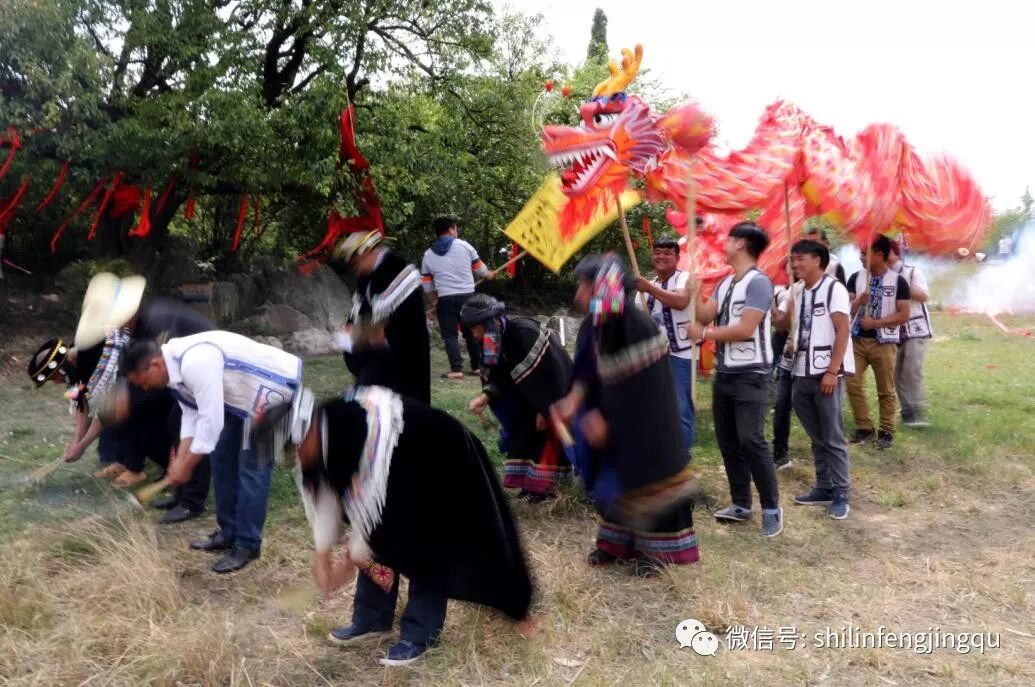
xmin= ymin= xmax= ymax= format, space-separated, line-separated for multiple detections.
xmin=550 ymin=408 xmax=576 ymax=448
xmin=615 ymin=196 xmax=648 ymax=309
xmin=475 ymin=250 xmax=527 ymax=287
xmin=127 ymin=477 xmax=171 ymax=509
xmin=783 ymin=182 xmax=793 ymax=283
xmin=685 ymin=172 xmax=699 ymax=404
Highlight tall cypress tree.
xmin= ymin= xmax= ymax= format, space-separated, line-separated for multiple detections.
xmin=587 ymin=8 xmax=608 ymax=62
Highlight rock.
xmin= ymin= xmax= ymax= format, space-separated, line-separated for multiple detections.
xmin=252 ymin=335 xmax=284 ymax=350
xmin=236 ymin=303 xmax=315 ymax=336
xmin=209 ymin=281 xmax=241 ymax=325
xmin=263 ymin=263 xmax=351 ymax=330
xmin=284 ymin=328 xmax=337 ymax=357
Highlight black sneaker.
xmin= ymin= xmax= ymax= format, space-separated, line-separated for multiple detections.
xmin=159 ymin=504 xmax=205 ymax=525
xmin=850 ymin=428 xmax=875 ymax=444
xmin=876 ymin=430 xmax=894 ymax=450
xmin=773 ymin=452 xmax=792 ymax=471
xmin=794 ymin=487 xmax=834 ymax=506
xmin=328 ymin=624 xmax=393 ymax=646
xmin=587 ymin=548 xmax=619 ymax=566
xmin=827 ymin=488 xmax=850 ymax=520
xmin=633 ymin=556 xmax=664 ymax=578
xmin=150 ymin=494 xmax=178 ymax=510
xmin=518 ymin=490 xmax=553 ymax=504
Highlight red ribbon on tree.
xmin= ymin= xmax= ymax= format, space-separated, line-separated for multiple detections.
xmin=87 ymin=172 xmax=124 ymax=240
xmin=35 ymin=160 xmax=69 ymax=214
xmin=0 ymin=127 xmax=22 ymax=181
xmin=231 ymin=193 xmax=248 ymax=251
xmin=642 ymin=216 xmax=654 ymax=252
xmin=506 ymin=241 xmax=520 ymax=277
xmin=183 ymin=154 xmax=200 ymax=221
xmin=0 ymin=179 xmax=30 ymax=236
xmin=154 ymin=175 xmax=178 ymax=214
xmin=299 ymin=103 xmax=384 ymax=270
xmin=50 ymin=177 xmax=108 ymax=253
xmin=109 ymin=183 xmax=142 ymax=219
xmin=129 ymin=185 xmax=153 ymax=238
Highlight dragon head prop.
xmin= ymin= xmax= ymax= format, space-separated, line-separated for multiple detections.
xmin=540 ymin=45 xmax=714 ymax=239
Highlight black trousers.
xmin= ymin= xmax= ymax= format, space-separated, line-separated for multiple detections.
xmin=436 ymin=293 xmax=482 ymax=373
xmin=125 ymin=387 xmax=210 ymax=512
xmin=712 ymin=371 xmax=780 ymax=510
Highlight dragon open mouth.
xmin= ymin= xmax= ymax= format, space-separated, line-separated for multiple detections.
xmin=547 ymin=143 xmax=618 ymax=195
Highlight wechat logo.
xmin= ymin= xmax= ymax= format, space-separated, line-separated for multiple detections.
xmin=676 ymin=618 xmax=719 ymax=656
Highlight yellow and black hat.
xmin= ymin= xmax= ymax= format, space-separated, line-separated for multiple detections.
xmin=28 ymin=338 xmax=72 ymax=387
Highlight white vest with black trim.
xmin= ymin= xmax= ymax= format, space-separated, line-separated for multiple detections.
xmin=852 ymin=269 xmax=902 ymax=344
xmin=894 ymin=263 xmax=933 ymax=340
xmin=714 ymin=268 xmax=773 ymax=371
xmin=646 ymin=270 xmax=693 ymax=353
xmin=790 ymin=275 xmax=856 ymax=377
xmin=165 ymin=330 xmax=302 ymax=422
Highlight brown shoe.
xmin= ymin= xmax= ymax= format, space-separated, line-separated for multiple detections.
xmin=94 ymin=463 xmax=127 ymax=479
xmin=441 ymin=371 xmax=464 ymax=380
xmin=114 ymin=470 xmax=148 ymax=488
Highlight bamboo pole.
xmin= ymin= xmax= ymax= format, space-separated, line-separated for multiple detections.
xmin=685 ymin=173 xmax=699 ymax=404
xmin=475 ymin=250 xmax=527 ymax=287
xmin=783 ymin=182 xmax=793 ymax=283
xmin=615 ymin=195 xmax=648 ymax=309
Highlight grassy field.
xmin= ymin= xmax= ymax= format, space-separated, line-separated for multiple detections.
xmin=1 ymin=311 xmax=1034 ymax=686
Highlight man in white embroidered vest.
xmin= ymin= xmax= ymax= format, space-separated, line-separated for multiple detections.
xmin=688 ymin=222 xmax=783 ymax=538
xmin=846 ymin=235 xmax=911 ymax=450
xmin=888 ymin=240 xmax=932 ymax=427
xmin=125 ymin=332 xmax=302 ymax=573
xmin=635 ymin=233 xmax=696 ymax=458
xmin=775 ymin=239 xmax=855 ymax=519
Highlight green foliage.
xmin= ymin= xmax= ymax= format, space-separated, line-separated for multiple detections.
xmin=987 ymin=187 xmax=1033 ymax=250
xmin=1 ymin=0 xmax=707 ymax=303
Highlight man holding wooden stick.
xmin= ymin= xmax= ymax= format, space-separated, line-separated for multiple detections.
xmin=125 ymin=331 xmax=302 ymax=573
xmin=635 ymin=233 xmax=696 ymax=459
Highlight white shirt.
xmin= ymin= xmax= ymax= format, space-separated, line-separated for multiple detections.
xmin=645 ymin=270 xmax=693 ymax=359
xmin=166 ymin=343 xmax=226 ymax=455
xmin=778 ymin=278 xmax=851 ymax=376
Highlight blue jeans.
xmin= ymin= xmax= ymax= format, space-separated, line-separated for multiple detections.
xmin=773 ymin=367 xmax=794 ymax=458
xmin=670 ymin=356 xmax=696 ymax=455
xmin=210 ymin=414 xmax=272 ymax=550
xmin=351 ymin=571 xmax=448 ymax=647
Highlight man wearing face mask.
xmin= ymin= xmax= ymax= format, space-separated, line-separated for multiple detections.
xmin=635 ymin=233 xmax=696 ymax=459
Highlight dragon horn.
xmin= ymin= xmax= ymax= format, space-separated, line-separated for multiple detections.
xmin=592 ymin=44 xmax=643 ymax=97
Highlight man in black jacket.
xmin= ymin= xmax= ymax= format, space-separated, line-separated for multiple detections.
xmin=333 ymin=230 xmax=431 ymax=403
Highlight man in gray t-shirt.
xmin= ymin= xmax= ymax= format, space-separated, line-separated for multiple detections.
xmin=689 ymin=221 xmax=782 ymax=538
xmin=421 ymin=216 xmax=498 ymax=378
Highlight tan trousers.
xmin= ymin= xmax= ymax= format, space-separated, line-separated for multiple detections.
xmin=846 ymin=337 xmax=899 ymax=434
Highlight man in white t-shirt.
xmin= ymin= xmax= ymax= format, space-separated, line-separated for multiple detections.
xmin=636 ymin=234 xmax=695 ymax=456
xmin=998 ymin=234 xmax=1013 ymax=260
xmin=888 ymin=240 xmax=932 ymax=427
xmin=421 ymin=216 xmax=498 ymax=379
xmin=774 ymin=239 xmax=854 ymax=519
